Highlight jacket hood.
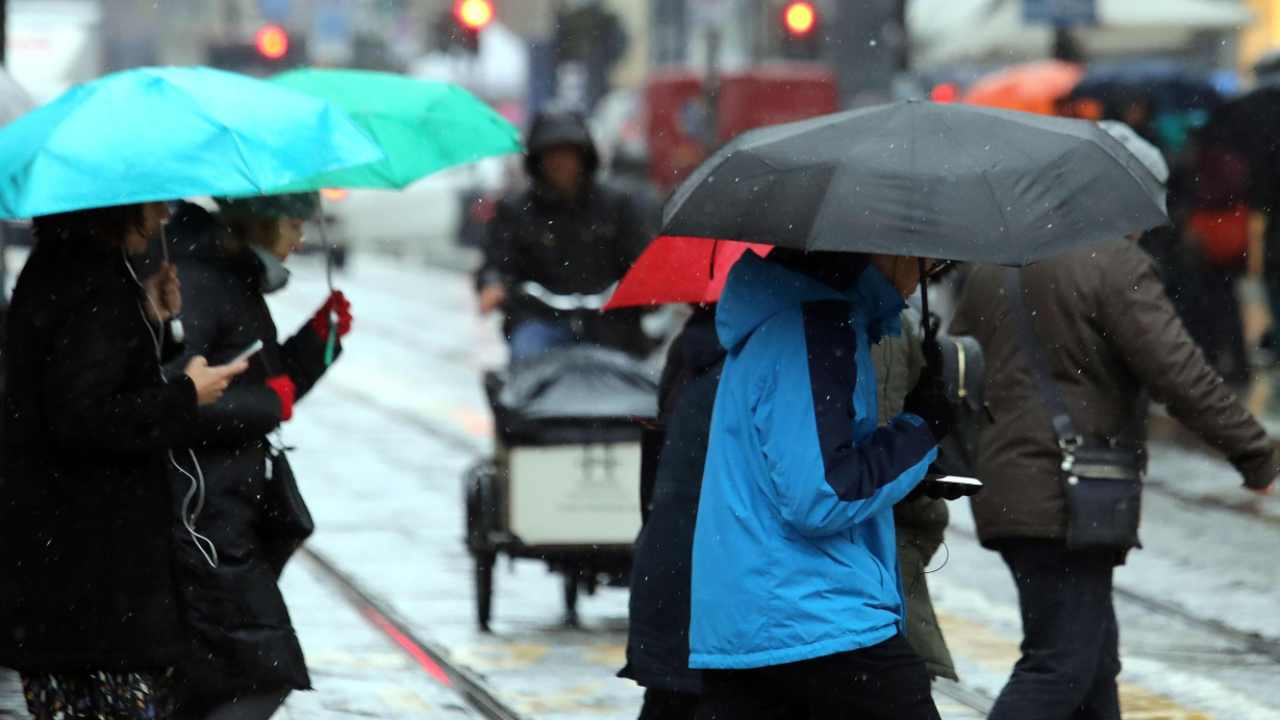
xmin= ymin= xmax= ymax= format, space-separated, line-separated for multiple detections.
xmin=716 ymin=252 xmax=905 ymax=352
xmin=524 ymin=109 xmax=600 ymax=182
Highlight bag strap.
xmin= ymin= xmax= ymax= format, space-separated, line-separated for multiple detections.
xmin=1002 ymin=267 xmax=1082 ymax=450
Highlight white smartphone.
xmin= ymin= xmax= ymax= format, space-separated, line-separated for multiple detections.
xmin=229 ymin=339 xmax=264 ymax=365
xmin=928 ymin=475 xmax=983 ymax=488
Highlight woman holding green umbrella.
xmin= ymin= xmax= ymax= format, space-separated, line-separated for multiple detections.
xmin=162 ymin=193 xmax=351 ymax=719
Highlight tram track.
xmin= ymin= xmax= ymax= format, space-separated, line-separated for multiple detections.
xmin=1136 ymin=477 xmax=1280 ymax=664
xmin=301 ymin=546 xmax=527 ymax=720
xmin=947 ymin=518 xmax=1280 ymax=668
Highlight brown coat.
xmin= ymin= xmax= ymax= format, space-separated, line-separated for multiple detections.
xmin=951 ymin=239 xmax=1278 ymax=546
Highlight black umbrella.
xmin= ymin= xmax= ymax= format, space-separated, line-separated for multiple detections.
xmin=661 ymin=100 xmax=1168 ymax=267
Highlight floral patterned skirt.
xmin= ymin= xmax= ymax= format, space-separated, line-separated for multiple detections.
xmin=20 ymin=669 xmax=175 ymax=720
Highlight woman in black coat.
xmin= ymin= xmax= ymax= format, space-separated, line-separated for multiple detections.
xmin=622 ymin=306 xmax=724 ymax=720
xmin=0 ymin=203 xmax=245 ymax=719
xmin=163 ymin=196 xmax=350 ymax=719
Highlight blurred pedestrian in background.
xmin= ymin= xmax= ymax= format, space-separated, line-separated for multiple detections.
xmin=0 ymin=203 xmax=246 ymax=720
xmin=951 ymin=122 xmax=1278 ymax=720
xmin=876 ymin=307 xmax=958 ymax=683
xmin=163 ymin=194 xmax=352 ymax=720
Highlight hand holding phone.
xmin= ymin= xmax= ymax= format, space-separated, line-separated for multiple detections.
xmin=185 ymin=355 xmax=250 ymax=406
xmin=906 ymin=474 xmax=984 ymax=503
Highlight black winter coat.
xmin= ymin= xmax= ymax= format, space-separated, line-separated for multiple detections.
xmin=0 ymin=234 xmax=199 ymax=672
xmin=476 ymin=182 xmax=651 ymax=355
xmin=622 ymin=308 xmax=723 ymax=694
xmin=163 ymin=203 xmax=335 ymax=700
xmin=476 ymin=112 xmax=652 ymax=354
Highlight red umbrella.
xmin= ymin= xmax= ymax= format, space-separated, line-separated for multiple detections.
xmin=605 ymin=235 xmax=772 ymax=310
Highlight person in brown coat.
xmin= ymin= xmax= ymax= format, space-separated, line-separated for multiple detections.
xmin=951 ymin=123 xmax=1279 ymax=720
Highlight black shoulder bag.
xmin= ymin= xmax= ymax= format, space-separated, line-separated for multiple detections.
xmin=1003 ymin=268 xmax=1144 ymax=551
xmin=260 ymin=431 xmax=315 ymax=576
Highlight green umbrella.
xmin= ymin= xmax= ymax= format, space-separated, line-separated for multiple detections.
xmin=271 ymin=68 xmax=521 ymax=190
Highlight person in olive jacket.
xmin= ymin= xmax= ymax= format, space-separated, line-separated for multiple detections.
xmin=951 ymin=123 xmax=1279 ymax=720
xmin=163 ymin=195 xmax=352 ymax=719
xmin=0 ymin=203 xmax=244 ymax=719
xmin=474 ymin=109 xmax=651 ymax=360
xmin=874 ymin=308 xmax=958 ymax=683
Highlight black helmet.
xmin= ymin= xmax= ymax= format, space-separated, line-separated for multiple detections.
xmin=524 ymin=108 xmax=600 ymax=181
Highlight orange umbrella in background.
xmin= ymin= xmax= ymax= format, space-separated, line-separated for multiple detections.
xmin=963 ymin=60 xmax=1085 ymax=116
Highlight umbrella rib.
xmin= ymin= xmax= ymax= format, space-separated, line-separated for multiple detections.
xmin=978 ymin=169 xmax=1016 ymax=262
xmin=165 ymin=81 xmax=264 ymax=194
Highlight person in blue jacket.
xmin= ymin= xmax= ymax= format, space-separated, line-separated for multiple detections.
xmin=690 ymin=248 xmax=953 ymax=720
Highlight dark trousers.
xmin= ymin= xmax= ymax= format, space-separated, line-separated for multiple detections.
xmin=694 ymin=634 xmax=940 ymax=720
xmin=637 ymin=688 xmax=700 ymax=720
xmin=989 ymin=540 xmax=1121 ymax=720
xmin=1196 ymin=268 xmax=1248 ymax=385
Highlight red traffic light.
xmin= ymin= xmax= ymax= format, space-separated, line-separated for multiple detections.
xmin=930 ymin=82 xmax=959 ymax=104
xmin=254 ymin=24 xmax=289 ymax=60
xmin=455 ymin=0 xmax=494 ymax=31
xmin=784 ymin=2 xmax=817 ymax=37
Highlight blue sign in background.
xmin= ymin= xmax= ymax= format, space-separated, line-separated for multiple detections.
xmin=1024 ymin=0 xmax=1097 ymax=26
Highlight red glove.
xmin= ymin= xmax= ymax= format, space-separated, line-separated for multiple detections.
xmin=266 ymin=375 xmax=297 ymax=422
xmin=310 ymin=291 xmax=352 ymax=339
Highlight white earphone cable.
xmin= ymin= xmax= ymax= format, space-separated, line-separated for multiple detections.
xmin=123 ymin=248 xmax=218 ymax=568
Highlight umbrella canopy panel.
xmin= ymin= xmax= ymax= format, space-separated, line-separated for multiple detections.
xmin=0 ymin=66 xmax=384 ymax=219
xmin=271 ymin=68 xmax=522 ymax=190
xmin=662 ymin=101 xmax=1168 ymax=266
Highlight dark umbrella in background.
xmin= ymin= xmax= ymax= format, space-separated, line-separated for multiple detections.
xmin=659 ymin=100 xmax=1169 ymax=331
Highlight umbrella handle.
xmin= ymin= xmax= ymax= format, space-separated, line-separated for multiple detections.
xmin=324 ymin=319 xmax=338 ymax=367
xmin=316 ymin=198 xmax=338 ymax=367
xmin=918 ymin=258 xmax=934 ymax=342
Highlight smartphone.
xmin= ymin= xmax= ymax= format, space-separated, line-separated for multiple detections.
xmin=919 ymin=474 xmax=984 ymax=500
xmin=229 ymin=339 xmax=264 ymax=365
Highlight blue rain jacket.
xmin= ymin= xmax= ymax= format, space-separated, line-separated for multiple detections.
xmin=689 ymin=253 xmax=938 ymax=670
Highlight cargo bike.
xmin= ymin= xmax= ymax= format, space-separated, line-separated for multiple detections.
xmin=464 ymin=284 xmax=658 ymax=631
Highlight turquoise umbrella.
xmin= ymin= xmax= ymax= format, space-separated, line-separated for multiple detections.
xmin=270 ymin=68 xmax=521 ymax=190
xmin=0 ymin=66 xmax=384 ymax=219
